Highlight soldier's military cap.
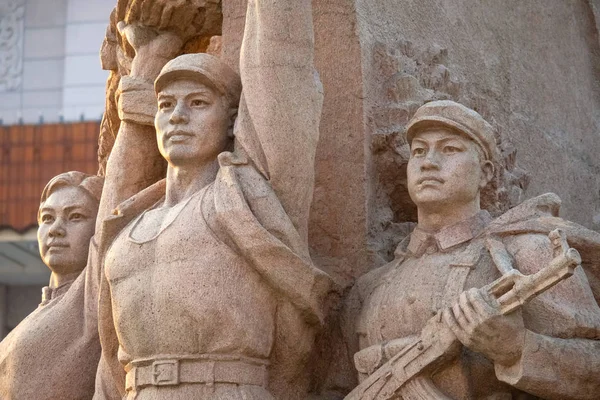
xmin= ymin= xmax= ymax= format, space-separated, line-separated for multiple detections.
xmin=405 ymin=100 xmax=500 ymax=162
xmin=155 ymin=53 xmax=242 ymax=108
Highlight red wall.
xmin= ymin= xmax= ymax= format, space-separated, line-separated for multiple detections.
xmin=0 ymin=122 xmax=99 ymax=232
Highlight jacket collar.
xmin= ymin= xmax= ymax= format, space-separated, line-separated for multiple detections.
xmin=97 ymin=179 xmax=167 ymax=256
xmin=402 ymin=210 xmax=491 ymax=258
xmin=40 ymin=280 xmax=73 ymax=305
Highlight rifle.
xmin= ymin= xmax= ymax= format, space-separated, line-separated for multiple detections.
xmin=345 ymin=229 xmax=581 ymax=400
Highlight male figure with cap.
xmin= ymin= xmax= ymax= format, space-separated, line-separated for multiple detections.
xmin=92 ymin=1 xmax=331 ymax=399
xmin=344 ymin=100 xmax=600 ymax=399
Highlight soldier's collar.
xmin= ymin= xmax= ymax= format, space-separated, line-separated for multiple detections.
xmin=95 ymin=179 xmax=167 ymax=257
xmin=404 ymin=210 xmax=492 ymax=257
xmin=40 ymin=280 xmax=73 ymax=306
xmin=110 ymin=179 xmax=167 ymax=219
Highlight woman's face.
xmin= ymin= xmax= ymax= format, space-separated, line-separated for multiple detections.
xmin=37 ymin=186 xmax=98 ymax=275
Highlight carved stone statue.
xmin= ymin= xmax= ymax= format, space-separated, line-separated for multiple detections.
xmin=92 ymin=1 xmax=331 ymax=399
xmin=0 ymin=171 xmax=104 ymax=400
xmin=344 ymin=101 xmax=600 ymax=399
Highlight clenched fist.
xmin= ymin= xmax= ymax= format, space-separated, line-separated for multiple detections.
xmin=119 ymin=0 xmax=220 ymax=41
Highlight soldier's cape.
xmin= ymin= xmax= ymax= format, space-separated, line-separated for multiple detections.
xmin=486 ymin=192 xmax=600 ymax=304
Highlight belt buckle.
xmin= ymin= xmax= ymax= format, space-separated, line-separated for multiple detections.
xmin=152 ymin=359 xmax=180 ymax=386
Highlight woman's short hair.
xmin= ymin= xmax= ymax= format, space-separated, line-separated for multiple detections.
xmin=38 ymin=171 xmax=104 ymax=222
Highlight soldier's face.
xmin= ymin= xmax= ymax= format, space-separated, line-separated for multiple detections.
xmin=407 ymin=127 xmax=489 ymax=211
xmin=155 ymin=79 xmax=231 ymax=167
xmin=37 ymin=186 xmax=97 ymax=274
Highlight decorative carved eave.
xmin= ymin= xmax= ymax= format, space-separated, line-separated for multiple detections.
xmin=0 ymin=0 xmax=25 ymax=92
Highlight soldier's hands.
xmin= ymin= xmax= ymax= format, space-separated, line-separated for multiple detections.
xmin=354 ymin=335 xmax=418 ymax=377
xmin=117 ymin=22 xmax=183 ymax=59
xmin=383 ymin=335 xmax=419 ymax=361
xmin=354 ymin=344 xmax=384 ymax=377
xmin=116 ymin=21 xmax=182 ymax=80
xmin=443 ymin=288 xmax=526 ymax=366
xmin=115 ymin=0 xmax=219 ymax=80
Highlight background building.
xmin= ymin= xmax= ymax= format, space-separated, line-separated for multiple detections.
xmin=0 ymin=0 xmax=114 ymax=338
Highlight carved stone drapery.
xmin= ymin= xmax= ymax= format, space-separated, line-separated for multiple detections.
xmin=0 ymin=0 xmax=25 ymax=92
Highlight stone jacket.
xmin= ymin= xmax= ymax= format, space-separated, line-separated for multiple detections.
xmin=0 ymin=272 xmax=101 ymax=400
xmin=92 ymin=152 xmax=332 ymax=399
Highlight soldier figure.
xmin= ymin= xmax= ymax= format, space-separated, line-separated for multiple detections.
xmin=346 ymin=100 xmax=600 ymax=399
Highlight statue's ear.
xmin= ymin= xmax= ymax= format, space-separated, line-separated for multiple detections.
xmin=480 ymin=160 xmax=495 ymax=189
xmin=229 ymin=107 xmax=238 ymax=123
xmin=228 ymin=107 xmax=238 ymax=138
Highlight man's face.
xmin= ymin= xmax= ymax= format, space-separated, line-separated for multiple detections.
xmin=407 ymin=127 xmax=488 ymax=210
xmin=155 ymin=78 xmax=231 ymax=167
xmin=37 ymin=186 xmax=97 ymax=275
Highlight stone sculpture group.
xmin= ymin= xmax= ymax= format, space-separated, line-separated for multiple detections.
xmin=1 ymin=1 xmax=599 ymax=399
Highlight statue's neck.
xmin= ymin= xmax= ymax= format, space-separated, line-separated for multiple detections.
xmin=49 ymin=270 xmax=80 ymax=291
xmin=165 ymin=160 xmax=219 ymax=207
xmin=417 ymin=200 xmax=481 ymax=232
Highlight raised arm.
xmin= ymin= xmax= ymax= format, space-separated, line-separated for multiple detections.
xmin=97 ymin=43 xmax=173 ymax=225
xmin=97 ymin=0 xmax=211 ymax=224
xmin=236 ymin=0 xmax=323 ymax=242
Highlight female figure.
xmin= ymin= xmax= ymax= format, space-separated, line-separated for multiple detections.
xmin=37 ymin=172 xmax=103 ymax=303
xmin=0 ymin=171 xmax=103 ymax=400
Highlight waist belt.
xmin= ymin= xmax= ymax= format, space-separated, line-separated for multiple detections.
xmin=125 ymin=356 xmax=268 ymax=391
